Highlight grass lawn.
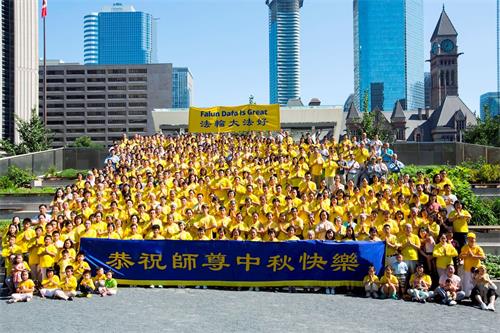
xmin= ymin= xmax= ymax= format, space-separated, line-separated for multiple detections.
xmin=0 ymin=187 xmax=56 ymax=195
xmin=0 ymin=219 xmax=11 ymax=234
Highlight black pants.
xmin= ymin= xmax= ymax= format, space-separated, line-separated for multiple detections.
xmin=454 ymin=232 xmax=467 ymax=251
xmin=79 ymin=284 xmax=94 ymax=295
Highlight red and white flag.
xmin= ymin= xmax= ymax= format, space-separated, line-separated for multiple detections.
xmin=41 ymin=0 xmax=47 ymax=17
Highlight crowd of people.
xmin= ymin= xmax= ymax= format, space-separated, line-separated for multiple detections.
xmin=1 ymin=131 xmax=497 ymax=310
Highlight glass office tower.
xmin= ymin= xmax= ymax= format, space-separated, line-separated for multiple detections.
xmin=480 ymin=92 xmax=500 ymax=119
xmin=172 ymin=67 xmax=194 ymax=108
xmin=267 ymin=0 xmax=304 ymax=106
xmin=354 ymin=0 xmax=424 ymax=111
xmin=84 ymin=3 xmax=156 ymax=65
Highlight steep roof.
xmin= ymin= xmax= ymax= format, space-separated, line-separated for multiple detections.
xmin=346 ymin=102 xmax=361 ymax=122
xmin=390 ymin=100 xmax=406 ymax=122
xmin=431 ymin=8 xmax=458 ymax=40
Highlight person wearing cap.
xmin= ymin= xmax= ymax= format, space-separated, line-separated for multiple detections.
xmin=459 ymin=232 xmax=485 ymax=297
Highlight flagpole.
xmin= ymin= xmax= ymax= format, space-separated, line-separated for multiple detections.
xmin=43 ymin=14 xmax=47 ymax=127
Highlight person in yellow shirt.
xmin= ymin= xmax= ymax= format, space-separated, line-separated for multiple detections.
xmin=40 ymin=267 xmax=60 ymax=298
xmin=2 ymin=235 xmax=23 ymax=274
xmin=397 ymin=224 xmax=421 ymax=274
xmin=407 ymin=263 xmax=432 ymax=302
xmin=433 ymin=234 xmax=458 ymax=277
xmin=146 ymin=224 xmax=165 ymax=240
xmin=363 ymin=265 xmax=380 ymax=298
xmin=7 ymin=270 xmax=34 ymax=303
xmin=379 ymin=266 xmax=399 ymax=300
xmin=459 ymin=233 xmax=486 ymax=296
xmin=172 ymin=221 xmax=193 ymax=240
xmin=247 ymin=227 xmax=262 ymax=241
xmin=448 ymin=201 xmax=472 ymax=249
xmin=79 ymin=270 xmax=96 ymax=297
xmin=16 ymin=218 xmax=36 ymax=254
xmin=125 ymin=223 xmax=144 ymax=240
xmin=37 ymin=235 xmax=58 ymax=280
xmin=73 ymin=252 xmax=91 ymax=280
xmin=55 ymin=265 xmax=77 ymax=300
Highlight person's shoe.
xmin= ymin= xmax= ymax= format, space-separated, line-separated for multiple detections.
xmin=365 ymin=291 xmax=371 ymax=298
xmin=419 ymin=299 xmax=426 ymax=304
xmin=6 ymin=299 xmax=15 ymax=304
xmin=330 ymin=288 xmax=335 ymax=295
xmin=391 ymin=294 xmax=398 ymax=300
xmin=68 ymin=297 xmax=74 ymax=301
xmin=158 ymin=285 xmax=163 ymax=288
xmin=487 ymin=303 xmax=496 ymax=311
xmin=480 ymin=302 xmax=488 ymax=310
xmin=379 ymin=293 xmax=387 ymax=299
xmin=195 ymin=286 xmax=200 ymax=289
xmin=202 ymin=286 xmax=207 ymax=289
xmin=325 ymin=288 xmax=331 ymax=295
xmin=255 ymin=287 xmax=260 ymax=292
xmin=150 ymin=285 xmax=155 ymax=289
xmin=249 ymin=287 xmax=254 ymax=291
xmin=86 ymin=294 xmax=92 ymax=298
xmin=449 ymin=300 xmax=457 ymax=306
xmin=371 ymin=292 xmax=378 ymax=299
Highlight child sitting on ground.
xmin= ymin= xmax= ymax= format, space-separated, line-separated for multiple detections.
xmin=363 ymin=264 xmax=379 ymax=298
xmin=94 ymin=267 xmax=106 ymax=289
xmin=79 ymin=269 xmax=96 ymax=298
xmin=99 ymin=270 xmax=118 ymax=297
xmin=443 ymin=278 xmax=457 ymax=304
xmin=379 ymin=265 xmax=399 ymax=300
xmin=54 ymin=265 xmax=77 ymax=301
xmin=7 ymin=270 xmax=34 ymax=304
xmin=40 ymin=268 xmax=60 ymax=298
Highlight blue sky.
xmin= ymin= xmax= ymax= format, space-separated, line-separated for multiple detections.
xmin=40 ymin=0 xmax=497 ymax=113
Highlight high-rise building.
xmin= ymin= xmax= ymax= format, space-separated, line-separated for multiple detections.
xmin=38 ymin=63 xmax=172 ymax=147
xmin=480 ymin=92 xmax=500 ymax=119
xmin=424 ymin=72 xmax=431 ymax=108
xmin=354 ymin=0 xmax=424 ymax=112
xmin=266 ymin=0 xmax=303 ymax=106
xmin=83 ymin=3 xmax=156 ymax=65
xmin=172 ymin=67 xmax=193 ymax=109
xmin=429 ymin=7 xmax=460 ymax=109
xmin=0 ymin=0 xmax=39 ymax=143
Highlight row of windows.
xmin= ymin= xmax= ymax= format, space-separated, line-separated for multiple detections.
xmin=43 ymin=101 xmax=147 ymax=109
xmin=43 ymin=77 xmax=147 ymax=83
xmin=41 ymin=85 xmax=147 ymax=92
xmin=44 ymin=68 xmax=147 ymax=75
xmin=47 ymin=119 xmax=147 ymax=125
xmin=42 ymin=93 xmax=147 ymax=100
xmin=45 ymin=110 xmax=147 ymax=117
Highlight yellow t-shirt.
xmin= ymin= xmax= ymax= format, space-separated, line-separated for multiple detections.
xmin=409 ymin=273 xmax=432 ymax=288
xmin=37 ymin=244 xmax=58 ymax=268
xmin=432 ymin=242 xmax=458 ymax=269
xmin=41 ymin=275 xmax=60 ymax=289
xmin=80 ymin=277 xmax=96 ymax=290
xmin=460 ymin=244 xmax=485 ymax=272
xmin=398 ymin=234 xmax=421 ymax=261
xmin=379 ymin=274 xmax=399 ymax=286
xmin=449 ymin=210 xmax=471 ymax=233
xmin=363 ymin=274 xmax=380 ymax=284
xmin=18 ymin=279 xmax=35 ymax=293
xmin=60 ymin=276 xmax=78 ymax=292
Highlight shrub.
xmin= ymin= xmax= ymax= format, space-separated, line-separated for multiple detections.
xmin=485 ymin=254 xmax=500 ymax=279
xmin=0 ymin=165 xmax=35 ymax=189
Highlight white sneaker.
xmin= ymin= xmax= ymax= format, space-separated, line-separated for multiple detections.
xmin=150 ymin=285 xmax=155 ymax=288
xmin=449 ymin=300 xmax=457 ymax=306
xmin=331 ymin=288 xmax=335 ymax=295
xmin=371 ymin=292 xmax=378 ymax=299
xmin=480 ymin=302 xmax=488 ymax=311
xmin=365 ymin=291 xmax=371 ymax=298
xmin=248 ymin=287 xmax=254 ymax=291
xmin=255 ymin=287 xmax=260 ymax=292
xmin=325 ymin=288 xmax=331 ymax=295
xmin=488 ymin=303 xmax=496 ymax=311
xmin=202 ymin=286 xmax=207 ymax=289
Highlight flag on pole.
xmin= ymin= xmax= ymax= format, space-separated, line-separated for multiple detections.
xmin=41 ymin=0 xmax=47 ymax=17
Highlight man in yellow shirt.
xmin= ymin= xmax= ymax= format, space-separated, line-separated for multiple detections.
xmin=459 ymin=233 xmax=485 ymax=296
xmin=37 ymin=235 xmax=58 ymax=280
xmin=432 ymin=234 xmax=458 ymax=277
xmin=397 ymin=224 xmax=421 ymax=274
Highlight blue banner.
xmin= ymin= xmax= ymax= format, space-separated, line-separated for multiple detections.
xmin=80 ymin=239 xmax=386 ymax=287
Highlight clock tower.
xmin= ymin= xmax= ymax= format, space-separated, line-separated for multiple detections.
xmin=429 ymin=7 xmax=460 ymax=109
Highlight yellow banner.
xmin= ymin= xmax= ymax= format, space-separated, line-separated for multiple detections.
xmin=188 ymin=104 xmax=280 ymax=133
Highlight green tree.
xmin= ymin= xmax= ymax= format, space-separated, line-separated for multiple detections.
xmin=0 ymin=112 xmax=52 ymax=155
xmin=361 ymin=109 xmax=395 ymax=142
xmin=71 ymin=136 xmax=104 ymax=149
xmin=463 ymin=107 xmax=500 ymax=147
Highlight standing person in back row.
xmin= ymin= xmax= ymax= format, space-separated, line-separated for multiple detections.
xmin=448 ymin=201 xmax=471 ymax=250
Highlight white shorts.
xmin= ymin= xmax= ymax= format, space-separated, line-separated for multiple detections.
xmin=40 ymin=288 xmax=58 ymax=298
xmin=11 ymin=293 xmax=33 ymax=302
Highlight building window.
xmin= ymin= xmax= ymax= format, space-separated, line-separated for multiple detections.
xmin=66 ymin=86 xmax=85 ymax=91
xmin=129 ymin=110 xmax=147 ymax=116
xmin=47 ymin=104 xmax=64 ymax=109
xmin=87 ymin=69 xmax=106 ymax=75
xmin=129 ymin=68 xmax=147 ymax=74
xmin=415 ymin=133 xmax=421 ymax=142
xmin=47 ymin=78 xmax=64 ymax=83
xmin=87 ymin=95 xmax=106 ymax=100
xmin=67 ymin=95 xmax=85 ymax=100
xmin=108 ymin=119 xmax=126 ymax=124
xmin=108 ymin=86 xmax=126 ymax=91
xmin=108 ymin=102 xmax=126 ymax=108
xmin=108 ymin=69 xmax=126 ymax=74
xmin=87 ymin=111 xmax=105 ymax=116
xmin=67 ymin=103 xmax=85 ymax=108
xmin=87 ymin=77 xmax=106 ymax=83
xmin=128 ymin=94 xmax=147 ymax=99
xmin=87 ymin=103 xmax=106 ymax=108
xmin=456 ymin=119 xmax=465 ymax=130
xmin=66 ymin=70 xmax=85 ymax=75
xmin=87 ymin=119 xmax=106 ymax=124
xmin=108 ymin=111 xmax=126 ymax=116
xmin=67 ymin=78 xmax=85 ymax=83
xmin=47 ymin=70 xmax=64 ymax=75
xmin=129 ymin=102 xmax=147 ymax=107
xmin=128 ymin=85 xmax=147 ymax=91
xmin=108 ymin=94 xmax=127 ymax=99
xmin=87 ymin=86 xmax=106 ymax=91
xmin=108 ymin=77 xmax=126 ymax=82
xmin=128 ymin=77 xmax=147 ymax=82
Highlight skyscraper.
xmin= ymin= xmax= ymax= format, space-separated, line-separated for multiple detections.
xmin=0 ymin=0 xmax=39 ymax=143
xmin=172 ymin=67 xmax=194 ymax=108
xmin=84 ymin=3 xmax=156 ymax=65
xmin=353 ymin=0 xmax=424 ymax=112
xmin=480 ymin=92 xmax=500 ymax=119
xmin=266 ymin=0 xmax=303 ymax=106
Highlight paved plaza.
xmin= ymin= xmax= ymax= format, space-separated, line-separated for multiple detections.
xmin=1 ymin=288 xmax=498 ymax=332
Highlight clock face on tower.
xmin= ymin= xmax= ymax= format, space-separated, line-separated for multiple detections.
xmin=441 ymin=39 xmax=455 ymax=53
xmin=431 ymin=42 xmax=439 ymax=55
